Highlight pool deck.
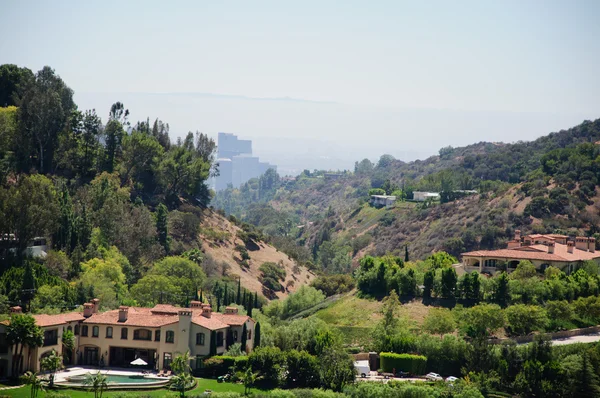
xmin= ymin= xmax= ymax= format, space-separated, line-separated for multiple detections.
xmin=53 ymin=366 xmax=171 ymax=389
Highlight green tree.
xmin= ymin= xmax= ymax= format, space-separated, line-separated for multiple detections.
xmin=0 ymin=174 xmax=58 ymax=260
xmin=16 ymin=66 xmax=75 ymax=173
xmin=284 ymin=349 xmax=320 ymax=388
xmin=131 ymin=274 xmax=181 ymax=306
xmin=119 ymin=130 xmax=163 ymax=183
xmin=510 ymin=260 xmax=537 ymax=280
xmin=40 ymin=350 xmax=62 ymax=387
xmin=103 ymin=102 xmax=129 ymax=173
xmin=241 ymin=323 xmax=248 ymax=352
xmin=20 ymin=371 xmax=45 ymax=398
xmin=254 ymin=322 xmax=261 ymax=348
xmin=62 ymin=329 xmax=75 ymax=365
xmin=155 ymin=203 xmax=170 ymax=254
xmin=83 ymin=371 xmax=108 ymax=398
xmin=243 ymin=367 xmax=257 ymax=396
xmin=456 ymin=303 xmax=506 ymax=338
xmin=171 ymin=351 xmax=191 ymax=374
xmin=7 ymin=314 xmax=44 ymax=376
xmin=423 ymin=308 xmax=456 ymax=337
xmin=319 ymin=347 xmax=355 ymax=392
xmin=423 ymin=269 xmax=434 ymax=298
xmin=248 ymin=346 xmax=285 ymax=388
xmin=373 ymin=290 xmax=401 ymax=352
xmin=505 ymin=304 xmax=548 ymax=335
xmin=494 ymin=272 xmax=510 ymax=307
xmin=441 ymin=267 xmax=458 ymax=298
xmin=0 ymin=64 xmax=33 ymax=106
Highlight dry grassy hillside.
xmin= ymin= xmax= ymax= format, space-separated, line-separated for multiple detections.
xmin=199 ymin=210 xmax=315 ymax=300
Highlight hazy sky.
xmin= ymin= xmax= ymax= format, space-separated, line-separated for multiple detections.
xmin=2 ymin=1 xmax=599 ymax=173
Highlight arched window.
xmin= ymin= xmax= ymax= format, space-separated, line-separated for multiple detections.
xmin=74 ymin=325 xmax=79 ymax=335
xmin=166 ymin=331 xmax=175 ymax=343
xmin=92 ymin=326 xmax=99 ymax=337
xmin=81 ymin=325 xmax=88 ymax=337
xmin=134 ymin=329 xmax=152 ymax=341
xmin=106 ymin=327 xmax=113 ymax=338
xmin=196 ymin=333 xmax=205 ymax=345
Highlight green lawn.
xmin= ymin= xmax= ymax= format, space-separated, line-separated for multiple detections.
xmin=0 ymin=378 xmax=259 ymax=397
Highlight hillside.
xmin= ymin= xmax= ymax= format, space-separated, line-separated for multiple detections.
xmin=198 ymin=209 xmax=314 ymax=300
xmin=214 ymin=118 xmax=600 ymax=268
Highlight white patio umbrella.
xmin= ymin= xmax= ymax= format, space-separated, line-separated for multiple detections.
xmin=130 ymin=358 xmax=148 ymax=366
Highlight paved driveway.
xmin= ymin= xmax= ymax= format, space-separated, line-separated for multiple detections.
xmin=551 ymin=333 xmax=600 ymax=346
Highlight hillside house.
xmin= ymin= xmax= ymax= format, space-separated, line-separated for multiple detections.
xmin=413 ymin=192 xmax=440 ymax=201
xmin=0 ymin=300 xmax=254 ymax=378
xmin=461 ymin=230 xmax=600 ymax=275
xmin=370 ymin=195 xmax=397 ymax=208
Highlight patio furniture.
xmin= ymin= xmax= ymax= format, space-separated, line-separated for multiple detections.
xmin=165 ymin=370 xmax=172 ymax=377
xmin=157 ymin=370 xmax=165 ymax=377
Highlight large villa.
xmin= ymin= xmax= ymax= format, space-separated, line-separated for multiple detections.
xmin=0 ymin=300 xmax=254 ymax=378
xmin=461 ymin=230 xmax=600 ymax=274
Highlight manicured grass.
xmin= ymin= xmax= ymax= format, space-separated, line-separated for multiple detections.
xmin=0 ymin=378 xmax=259 ymax=397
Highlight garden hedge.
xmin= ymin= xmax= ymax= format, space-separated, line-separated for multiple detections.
xmin=379 ymin=352 xmax=427 ymax=375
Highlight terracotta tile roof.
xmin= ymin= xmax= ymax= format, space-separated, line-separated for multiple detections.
xmin=529 ymin=244 xmax=600 ymax=262
xmin=83 ymin=306 xmax=178 ymax=328
xmin=33 ymin=312 xmax=85 ymax=327
xmin=463 ymin=243 xmax=600 ymax=262
xmin=462 ymin=249 xmax=566 ymax=262
xmin=150 ymin=304 xmax=180 ymax=315
xmin=191 ymin=314 xmax=229 ymax=330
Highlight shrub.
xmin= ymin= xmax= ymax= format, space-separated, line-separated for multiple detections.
xmin=379 ymin=352 xmax=427 ymax=375
xmin=203 ymin=355 xmax=249 ymax=377
xmin=368 ymin=188 xmax=386 ymax=196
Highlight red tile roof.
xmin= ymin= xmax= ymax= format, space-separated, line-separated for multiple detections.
xmin=33 ymin=312 xmax=85 ymax=327
xmin=463 ymin=242 xmax=600 ymax=262
xmin=81 ymin=304 xmax=252 ymax=329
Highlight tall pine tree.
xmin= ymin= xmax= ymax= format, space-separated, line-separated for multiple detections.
xmin=254 ymin=322 xmax=261 ymax=348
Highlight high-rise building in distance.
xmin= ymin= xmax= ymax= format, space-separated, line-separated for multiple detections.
xmin=215 ymin=133 xmax=276 ymax=191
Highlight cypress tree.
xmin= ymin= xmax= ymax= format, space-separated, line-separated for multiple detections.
xmin=224 ymin=284 xmax=229 ymax=306
xmin=247 ymin=294 xmax=253 ymax=318
xmin=155 ymin=203 xmax=170 ymax=254
xmin=209 ymin=331 xmax=217 ymax=356
xmin=254 ymin=292 xmax=258 ymax=309
xmin=254 ymin=322 xmax=261 ymax=348
xmin=236 ymin=278 xmax=241 ymax=304
xmin=241 ymin=323 xmax=247 ymax=352
xmin=200 ymin=289 xmax=203 ymax=303
xmin=242 ymin=290 xmax=247 ymax=308
xmin=404 ymin=245 xmax=409 ymax=262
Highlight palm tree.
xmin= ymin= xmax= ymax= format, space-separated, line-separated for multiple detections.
xmin=61 ymin=329 xmax=75 ymax=364
xmin=243 ymin=367 xmax=257 ymax=396
xmin=84 ymin=371 xmax=109 ymax=398
xmin=40 ymin=350 xmax=62 ymax=387
xmin=170 ymin=372 xmax=194 ymax=398
xmin=7 ymin=314 xmax=44 ymax=376
xmin=171 ymin=351 xmax=191 ymax=375
xmin=20 ymin=371 xmax=45 ymax=398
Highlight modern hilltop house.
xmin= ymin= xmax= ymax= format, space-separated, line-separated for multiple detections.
xmin=0 ymin=300 xmax=254 ymax=378
xmin=461 ymin=230 xmax=600 ymax=275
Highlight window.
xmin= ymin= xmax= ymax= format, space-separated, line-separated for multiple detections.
xmin=163 ymin=353 xmax=172 ymax=369
xmin=81 ymin=325 xmax=88 ymax=337
xmin=121 ymin=328 xmax=128 ymax=340
xmin=166 ymin=331 xmax=174 ymax=343
xmin=74 ymin=324 xmax=79 ymax=336
xmin=248 ymin=330 xmax=252 ymax=340
xmin=106 ymin=327 xmax=113 ymax=338
xmin=44 ymin=329 xmax=58 ymax=346
xmin=196 ymin=355 xmax=203 ymax=370
xmin=134 ymin=329 xmax=152 ymax=341
xmin=155 ymin=330 xmax=161 ymax=342
xmin=233 ymin=331 xmax=238 ymax=341
xmin=196 ymin=333 xmax=205 ymax=346
xmin=67 ymin=326 xmax=72 ymax=332
xmin=484 ymin=259 xmax=497 ymax=268
xmin=216 ymin=331 xmax=224 ymax=347
xmin=92 ymin=326 xmax=99 ymax=337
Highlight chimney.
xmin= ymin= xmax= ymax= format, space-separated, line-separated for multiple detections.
xmin=91 ymin=298 xmax=100 ymax=314
xmin=514 ymin=230 xmax=521 ymax=242
xmin=118 ymin=306 xmax=129 ymax=322
xmin=10 ymin=306 xmax=22 ymax=315
xmin=576 ymin=237 xmax=588 ymax=251
xmin=589 ymin=237 xmax=596 ymax=253
xmin=548 ymin=241 xmax=555 ymax=254
xmin=190 ymin=301 xmax=202 ymax=309
xmin=567 ymin=241 xmax=575 ymax=254
xmin=225 ymin=306 xmax=238 ymax=315
xmin=201 ymin=304 xmax=212 ymax=318
xmin=83 ymin=303 xmax=94 ymax=318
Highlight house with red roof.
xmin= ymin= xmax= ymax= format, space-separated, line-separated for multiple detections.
xmin=0 ymin=300 xmax=254 ymax=377
xmin=461 ymin=230 xmax=600 ymax=274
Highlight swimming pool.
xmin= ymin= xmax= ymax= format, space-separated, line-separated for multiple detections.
xmin=56 ymin=372 xmax=170 ymax=389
